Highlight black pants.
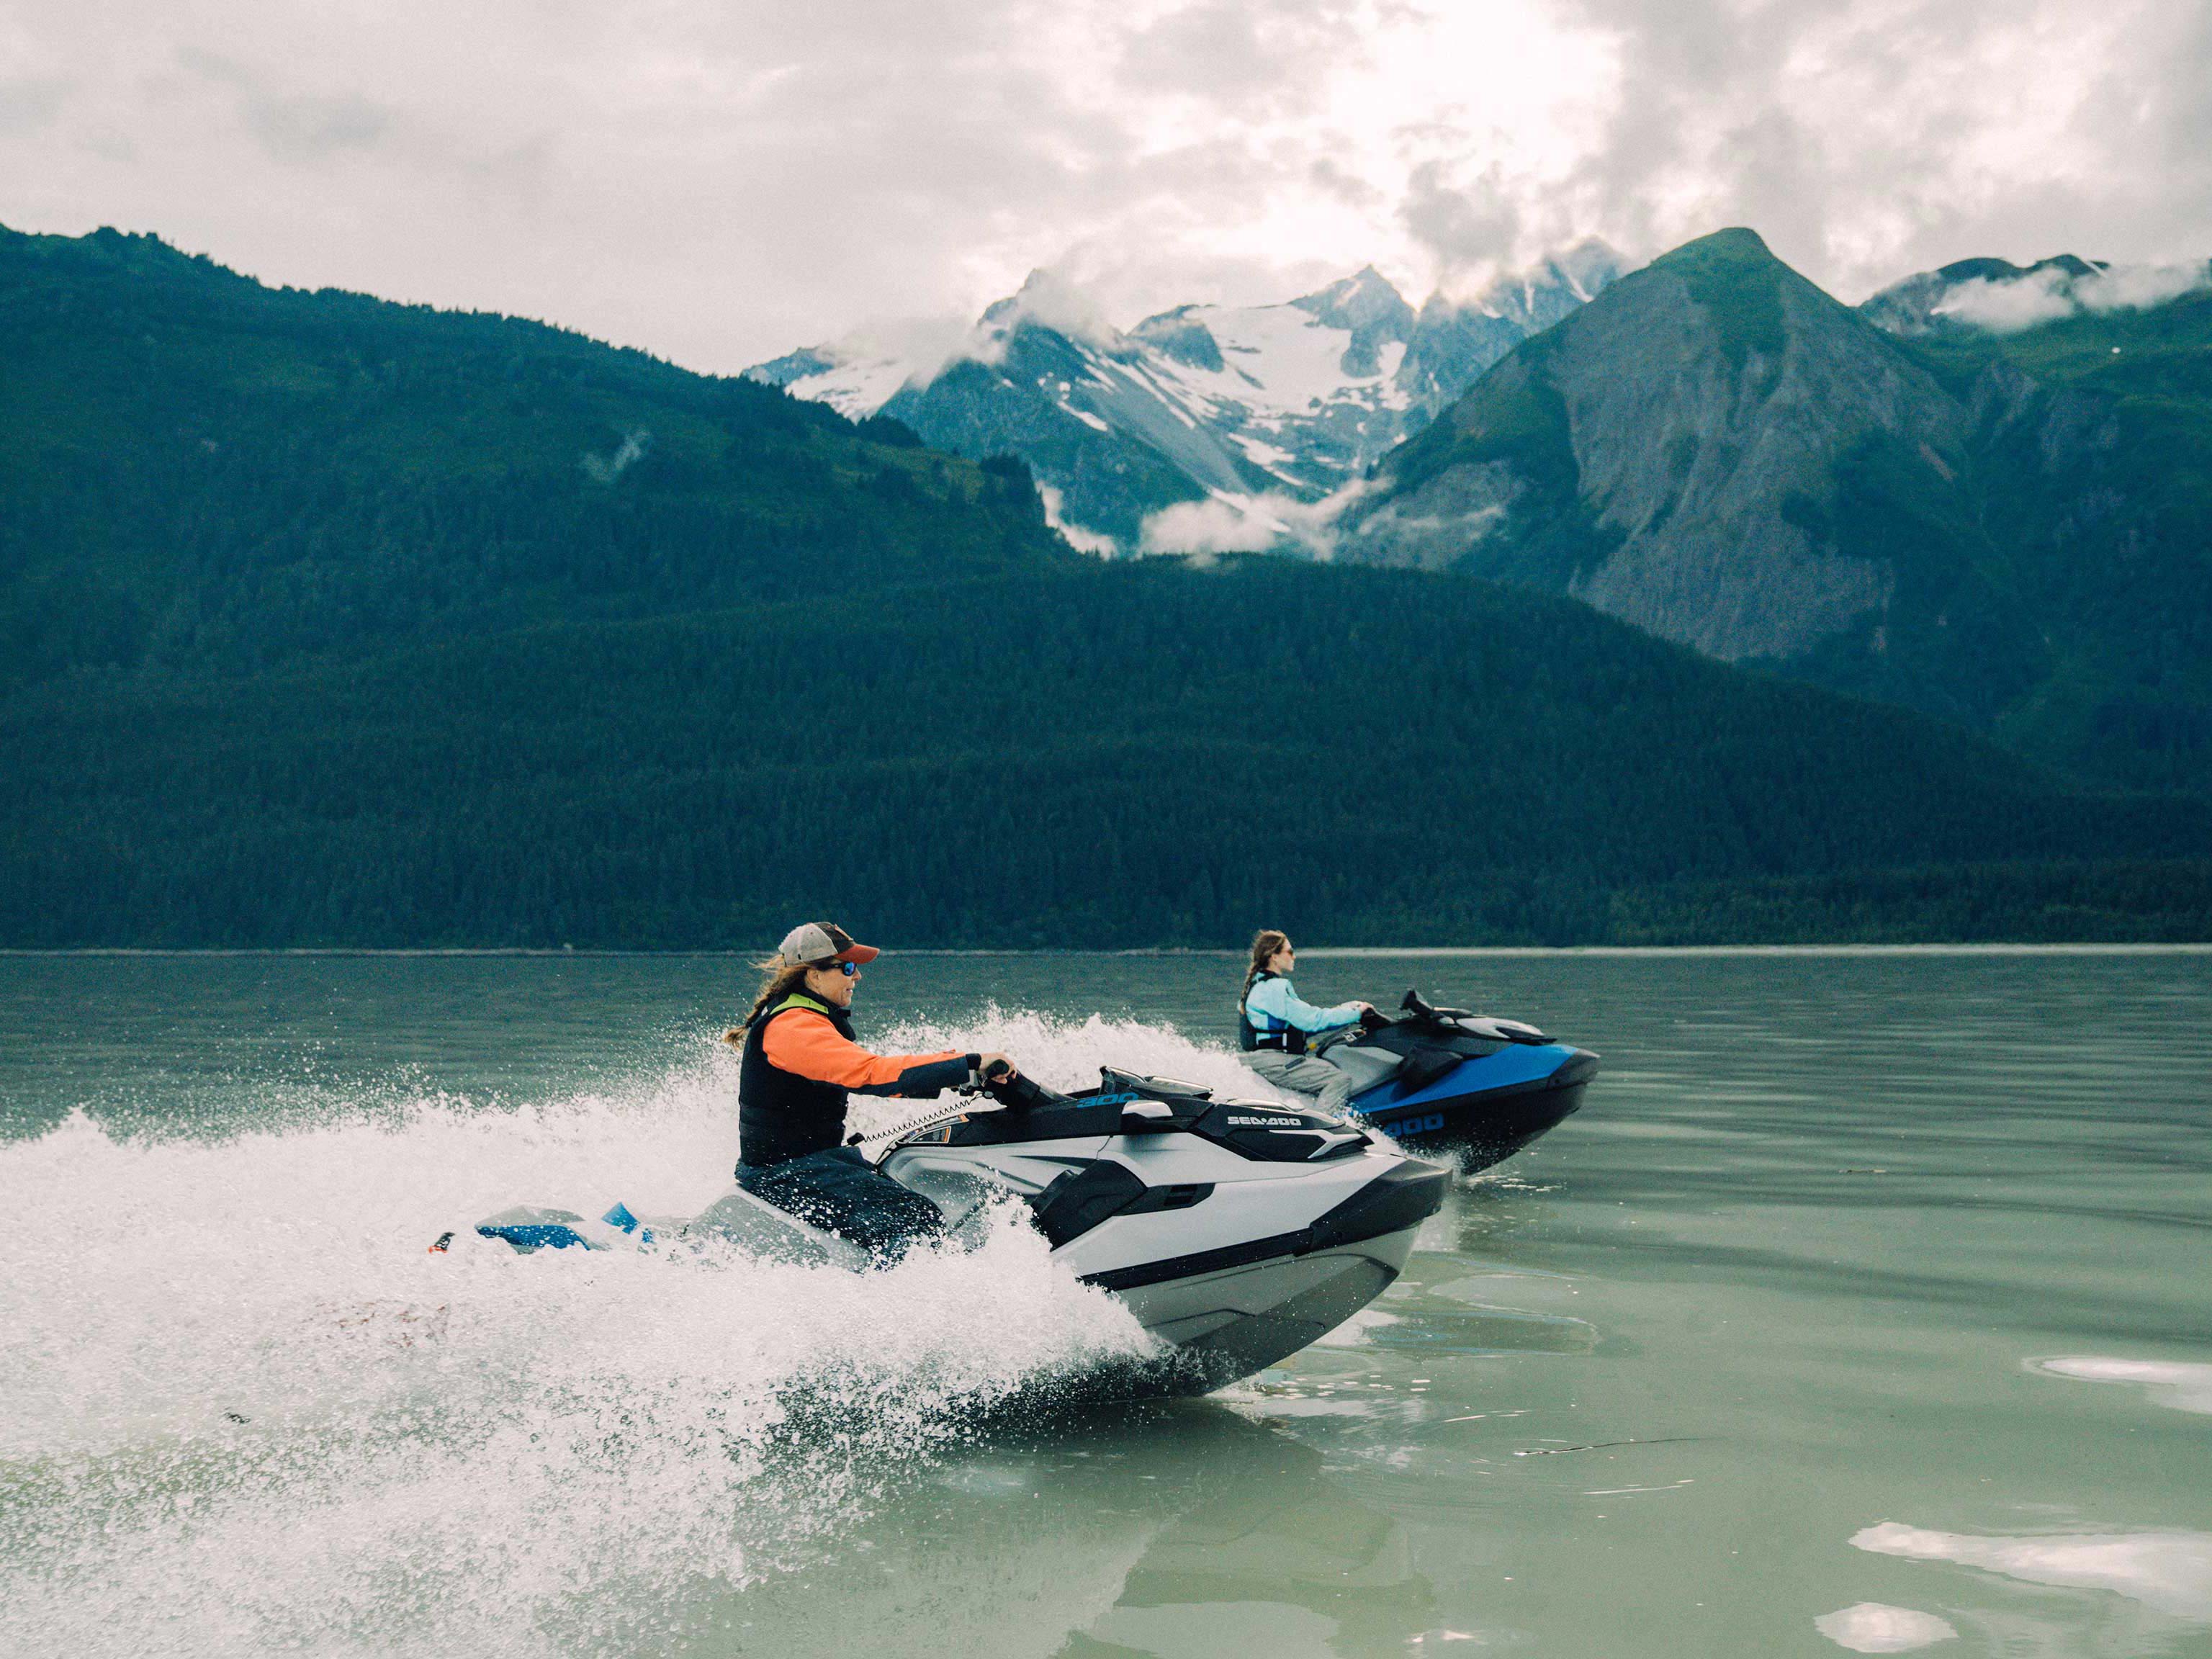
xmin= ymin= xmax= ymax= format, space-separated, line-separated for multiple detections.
xmin=733 ymin=1147 xmax=946 ymax=1262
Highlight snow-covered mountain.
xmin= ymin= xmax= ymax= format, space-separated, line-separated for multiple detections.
xmin=746 ymin=243 xmax=1623 ymax=552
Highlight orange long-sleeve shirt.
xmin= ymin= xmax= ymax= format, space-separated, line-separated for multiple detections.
xmin=761 ymin=1008 xmax=969 ymax=1095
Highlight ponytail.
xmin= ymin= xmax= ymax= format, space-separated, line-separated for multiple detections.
xmin=1242 ymin=930 xmax=1290 ymax=1001
xmin=726 ymin=958 xmax=813 ymax=1045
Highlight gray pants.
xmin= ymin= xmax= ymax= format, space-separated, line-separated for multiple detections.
xmin=1240 ymin=1050 xmax=1356 ymax=1117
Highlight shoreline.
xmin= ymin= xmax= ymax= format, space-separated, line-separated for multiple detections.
xmin=4 ymin=943 xmax=2210 ymax=960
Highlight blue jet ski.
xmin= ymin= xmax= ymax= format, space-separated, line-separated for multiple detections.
xmin=1310 ymin=989 xmax=1598 ymax=1172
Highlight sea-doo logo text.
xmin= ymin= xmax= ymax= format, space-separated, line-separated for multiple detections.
xmin=1227 ymin=1115 xmax=1298 ymax=1128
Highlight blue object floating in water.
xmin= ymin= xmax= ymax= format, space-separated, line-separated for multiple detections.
xmin=477 ymin=1220 xmax=591 ymax=1252
xmin=475 ymin=1205 xmax=595 ymax=1253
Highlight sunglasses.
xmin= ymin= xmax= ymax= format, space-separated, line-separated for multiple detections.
xmin=817 ymin=960 xmax=858 ymax=976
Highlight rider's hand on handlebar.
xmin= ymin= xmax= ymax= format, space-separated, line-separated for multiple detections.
xmin=976 ymin=1052 xmax=1017 ymax=1084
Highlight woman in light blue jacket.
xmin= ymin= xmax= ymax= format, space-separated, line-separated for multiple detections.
xmin=1236 ymin=929 xmax=1373 ymax=1115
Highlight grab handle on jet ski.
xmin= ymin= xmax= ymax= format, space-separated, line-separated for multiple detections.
xmin=1117 ymin=1101 xmax=1180 ymax=1133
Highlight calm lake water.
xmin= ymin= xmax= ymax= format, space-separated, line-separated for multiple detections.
xmin=4 ymin=948 xmax=2210 ymax=1659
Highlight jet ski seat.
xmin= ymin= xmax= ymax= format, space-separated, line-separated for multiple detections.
xmin=732 ymin=1147 xmax=946 ymax=1262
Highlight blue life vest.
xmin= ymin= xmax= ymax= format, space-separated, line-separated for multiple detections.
xmin=1238 ymin=971 xmax=1308 ymax=1056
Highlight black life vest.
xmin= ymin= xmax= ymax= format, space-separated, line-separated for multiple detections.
xmin=738 ymin=991 xmax=855 ymax=1169
xmin=1238 ymin=970 xmax=1308 ymax=1056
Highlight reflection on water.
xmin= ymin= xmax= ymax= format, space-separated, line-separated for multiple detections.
xmin=1849 ymin=1530 xmax=2212 ymax=1627
xmin=693 ymin=1409 xmax=1442 ymax=1659
xmin=2033 ymin=1356 xmax=2212 ymax=1416
xmin=1814 ymin=1601 xmax=1959 ymax=1653
xmin=1853 ymin=1524 xmax=2212 ymax=1622
xmin=1068 ymin=1416 xmax=1440 ymax=1659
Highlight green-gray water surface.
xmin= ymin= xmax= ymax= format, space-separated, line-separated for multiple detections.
xmin=3 ymin=949 xmax=2208 ymax=1658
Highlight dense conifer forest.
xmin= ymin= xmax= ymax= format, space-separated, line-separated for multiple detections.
xmin=2 ymin=225 xmax=2205 ymax=945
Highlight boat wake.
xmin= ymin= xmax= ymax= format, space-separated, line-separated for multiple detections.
xmin=0 ymin=1010 xmax=1248 ymax=1659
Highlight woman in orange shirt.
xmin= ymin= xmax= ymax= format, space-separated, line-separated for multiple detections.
xmin=724 ymin=922 xmax=1018 ymax=1259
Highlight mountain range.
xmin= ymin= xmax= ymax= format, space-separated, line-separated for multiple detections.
xmin=4 ymin=220 xmax=2203 ymax=947
xmin=1334 ymin=228 xmax=2212 ymax=792
xmin=746 ymin=244 xmax=1622 ymax=550
xmin=752 ymin=230 xmax=2212 ymax=797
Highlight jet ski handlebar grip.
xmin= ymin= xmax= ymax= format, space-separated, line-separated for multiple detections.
xmin=981 ymin=1069 xmax=1065 ymax=1113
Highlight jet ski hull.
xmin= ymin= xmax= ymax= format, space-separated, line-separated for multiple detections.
xmin=1103 ymin=1224 xmax=1424 ymax=1395
xmin=670 ymin=1150 xmax=1444 ymax=1400
xmin=1076 ymin=1156 xmax=1447 ymax=1395
xmin=1350 ymin=1046 xmax=1597 ymax=1174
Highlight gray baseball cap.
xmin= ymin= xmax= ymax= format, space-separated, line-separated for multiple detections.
xmin=777 ymin=922 xmax=880 ymax=967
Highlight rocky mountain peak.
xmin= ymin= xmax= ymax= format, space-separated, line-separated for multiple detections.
xmin=978 ymin=268 xmax=1122 ymax=348
xmin=1292 ymin=266 xmax=1416 ymax=336
xmin=1342 ymin=227 xmax=1965 ymax=662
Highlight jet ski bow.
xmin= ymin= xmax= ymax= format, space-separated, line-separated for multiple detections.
xmin=1313 ymin=989 xmax=1599 ymax=1172
xmin=467 ymin=1069 xmax=1449 ymax=1398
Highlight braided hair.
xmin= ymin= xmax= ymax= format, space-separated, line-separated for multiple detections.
xmin=1242 ymin=930 xmax=1290 ymax=1001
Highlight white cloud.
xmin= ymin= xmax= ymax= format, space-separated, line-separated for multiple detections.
xmin=581 ymin=429 xmax=650 ymax=484
xmin=0 ymin=0 xmax=2206 ymax=369
xmin=1038 ymin=484 xmax=1120 ymax=555
xmin=1137 ymin=478 xmax=1373 ymax=557
xmin=1933 ymin=269 xmax=2080 ymax=331
xmin=1934 ymin=260 xmax=2212 ymax=331
xmin=2078 ymin=262 xmax=2212 ymax=312
xmin=1141 ymin=495 xmax=1292 ymax=556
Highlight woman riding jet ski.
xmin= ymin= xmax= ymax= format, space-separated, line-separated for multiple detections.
xmin=1237 ymin=929 xmax=1599 ymax=1174
xmin=464 ymin=921 xmax=1449 ymax=1395
xmin=1237 ymin=930 xmax=1372 ymax=1115
xmin=719 ymin=921 xmax=1018 ymax=1260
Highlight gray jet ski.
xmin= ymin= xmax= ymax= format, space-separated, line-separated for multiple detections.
xmin=469 ymin=1069 xmax=1449 ymax=1396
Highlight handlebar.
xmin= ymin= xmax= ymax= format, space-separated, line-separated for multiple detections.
xmin=958 ymin=1066 xmax=1067 ymax=1112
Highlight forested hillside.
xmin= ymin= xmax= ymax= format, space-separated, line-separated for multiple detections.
xmin=2 ymin=224 xmax=2205 ymax=946
xmin=0 ymin=224 xmax=1060 ymax=690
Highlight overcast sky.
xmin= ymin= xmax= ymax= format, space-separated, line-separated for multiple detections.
xmin=4 ymin=0 xmax=2207 ymax=373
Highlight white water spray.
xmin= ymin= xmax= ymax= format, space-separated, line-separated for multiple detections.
xmin=0 ymin=1012 xmax=1256 ymax=1658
